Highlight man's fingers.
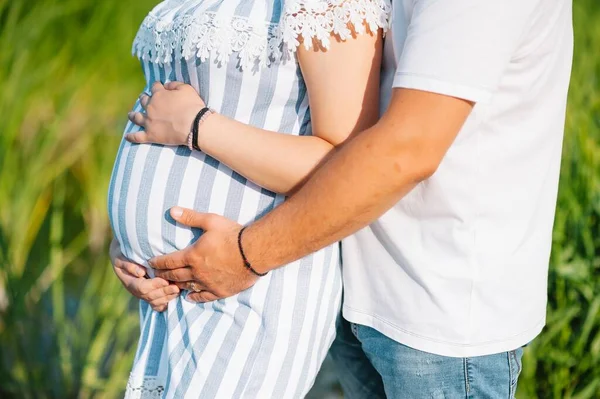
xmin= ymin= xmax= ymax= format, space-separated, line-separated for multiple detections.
xmin=149 ymin=293 xmax=179 ymax=312
xmin=165 ymin=81 xmax=186 ymax=90
xmin=139 ymin=93 xmax=151 ymax=110
xmin=127 ymin=111 xmax=148 ymax=128
xmin=169 ymin=207 xmax=224 ymax=230
xmin=151 ymin=81 xmax=165 ymax=94
xmin=187 ymin=291 xmax=220 ymax=303
xmin=153 ymin=267 xmax=195 ymax=282
xmin=149 ymin=248 xmax=189 ymax=270
xmin=125 ymin=131 xmax=149 ymax=144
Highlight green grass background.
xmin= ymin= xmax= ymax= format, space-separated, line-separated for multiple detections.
xmin=0 ymin=0 xmax=598 ymax=397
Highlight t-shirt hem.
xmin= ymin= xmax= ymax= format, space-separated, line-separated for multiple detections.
xmin=393 ymin=72 xmax=493 ymax=104
xmin=343 ymin=305 xmax=545 ymax=358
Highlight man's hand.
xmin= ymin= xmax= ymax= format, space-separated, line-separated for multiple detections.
xmin=149 ymin=207 xmax=259 ymax=303
xmin=110 ymin=239 xmax=180 ymax=312
xmin=125 ymin=81 xmax=205 ymax=146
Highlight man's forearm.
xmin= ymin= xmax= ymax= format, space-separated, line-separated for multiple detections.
xmin=242 ymin=124 xmax=416 ymax=271
xmin=242 ymin=89 xmax=473 ymax=272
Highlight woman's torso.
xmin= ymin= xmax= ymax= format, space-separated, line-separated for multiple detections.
xmin=108 ymin=0 xmax=313 ymax=267
xmin=112 ymin=0 xmax=393 ymax=396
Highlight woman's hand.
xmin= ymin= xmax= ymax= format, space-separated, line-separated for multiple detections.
xmin=110 ymin=238 xmax=180 ymax=312
xmin=125 ymin=81 xmax=205 ymax=146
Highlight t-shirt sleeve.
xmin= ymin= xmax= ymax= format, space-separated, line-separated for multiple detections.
xmin=393 ymin=0 xmax=536 ymax=103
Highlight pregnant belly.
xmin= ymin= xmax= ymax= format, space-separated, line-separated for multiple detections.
xmin=107 ymin=138 xmax=279 ymax=269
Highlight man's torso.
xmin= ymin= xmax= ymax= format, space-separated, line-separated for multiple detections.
xmin=343 ymin=0 xmax=574 ymax=357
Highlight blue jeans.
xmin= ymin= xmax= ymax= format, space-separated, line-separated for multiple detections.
xmin=330 ymin=317 xmax=524 ymax=398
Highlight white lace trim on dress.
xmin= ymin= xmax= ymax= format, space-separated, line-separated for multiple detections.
xmin=124 ymin=376 xmax=165 ymax=399
xmin=131 ymin=0 xmax=391 ymax=70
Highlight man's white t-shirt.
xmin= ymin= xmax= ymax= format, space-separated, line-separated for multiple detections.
xmin=342 ymin=0 xmax=574 ymax=357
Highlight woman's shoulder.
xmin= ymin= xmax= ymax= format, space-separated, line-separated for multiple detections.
xmin=132 ymin=0 xmax=391 ymax=71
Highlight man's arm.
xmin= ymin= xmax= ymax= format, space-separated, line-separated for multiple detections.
xmin=243 ymin=88 xmax=474 ymax=273
xmin=148 ymin=88 xmax=472 ymax=301
xmin=148 ymin=88 xmax=473 ymax=302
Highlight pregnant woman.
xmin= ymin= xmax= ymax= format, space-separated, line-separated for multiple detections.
xmin=108 ymin=0 xmax=388 ymax=397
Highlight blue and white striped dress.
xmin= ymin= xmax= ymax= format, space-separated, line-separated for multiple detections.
xmin=107 ymin=0 xmax=389 ymax=397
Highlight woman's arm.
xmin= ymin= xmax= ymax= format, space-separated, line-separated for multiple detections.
xmin=127 ymin=28 xmax=382 ymax=195
xmin=197 ymin=31 xmax=382 ymax=194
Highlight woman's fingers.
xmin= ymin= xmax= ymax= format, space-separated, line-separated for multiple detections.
xmin=113 ymin=255 xmax=147 ymax=278
xmin=136 ymin=277 xmax=170 ymax=296
xmin=149 ymin=293 xmax=180 ymax=312
xmin=114 ymin=266 xmax=166 ymax=297
xmin=113 ymin=266 xmax=180 ymax=308
xmin=113 ymin=262 xmax=139 ymax=289
xmin=139 ymin=93 xmax=151 ymax=110
xmin=144 ymin=284 xmax=180 ymax=301
xmin=148 ymin=294 xmax=179 ymax=312
xmin=151 ymin=81 xmax=165 ymax=94
xmin=151 ymin=304 xmax=166 ymax=312
xmin=164 ymin=81 xmax=186 ymax=90
xmin=109 ymin=240 xmax=180 ymax=309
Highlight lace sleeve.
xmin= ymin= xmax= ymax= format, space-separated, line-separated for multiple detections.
xmin=281 ymin=0 xmax=391 ymax=51
xmin=131 ymin=0 xmax=390 ymax=71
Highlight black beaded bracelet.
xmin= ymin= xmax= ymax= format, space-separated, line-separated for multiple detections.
xmin=237 ymin=226 xmax=268 ymax=277
xmin=191 ymin=107 xmax=211 ymax=151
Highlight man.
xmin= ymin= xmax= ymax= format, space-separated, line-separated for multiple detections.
xmin=135 ymin=0 xmax=573 ymax=397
